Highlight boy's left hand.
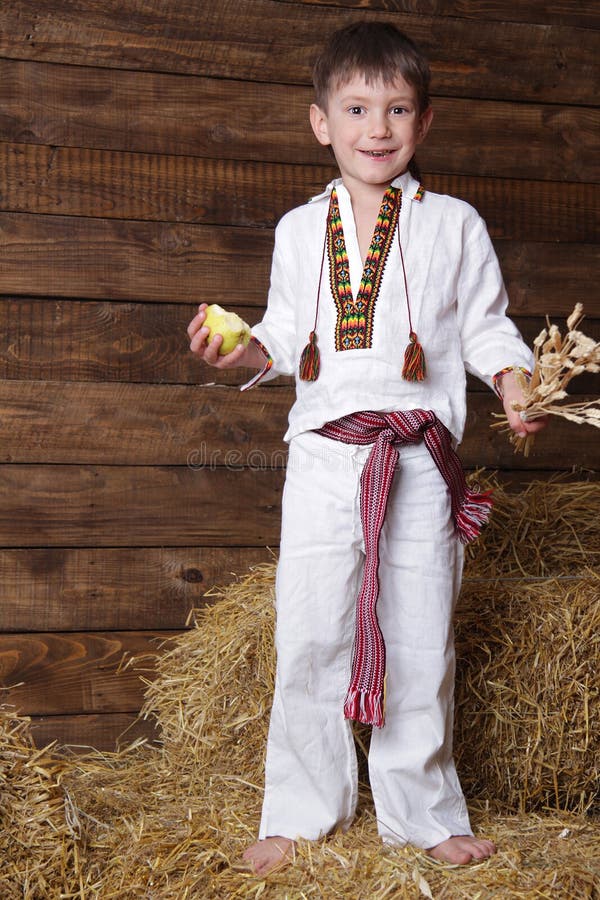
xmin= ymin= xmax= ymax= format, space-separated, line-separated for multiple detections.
xmin=498 ymin=371 xmax=549 ymax=437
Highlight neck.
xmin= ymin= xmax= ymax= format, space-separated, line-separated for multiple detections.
xmin=344 ymin=181 xmax=389 ymax=212
xmin=345 ymin=184 xmax=396 ymax=266
xmin=341 ymin=169 xmax=407 ymax=208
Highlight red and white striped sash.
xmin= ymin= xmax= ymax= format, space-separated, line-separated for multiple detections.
xmin=315 ymin=409 xmax=493 ymax=727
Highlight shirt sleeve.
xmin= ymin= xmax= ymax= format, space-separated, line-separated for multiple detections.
xmin=456 ymin=211 xmax=534 ymax=390
xmin=240 ymin=219 xmax=298 ymax=391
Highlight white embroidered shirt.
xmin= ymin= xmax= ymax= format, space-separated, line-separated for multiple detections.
xmin=243 ymin=170 xmax=533 ymax=444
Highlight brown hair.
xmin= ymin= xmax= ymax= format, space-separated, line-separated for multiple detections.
xmin=312 ymin=21 xmax=430 ymax=115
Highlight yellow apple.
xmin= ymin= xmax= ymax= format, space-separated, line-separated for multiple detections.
xmin=203 ymin=304 xmax=251 ymax=355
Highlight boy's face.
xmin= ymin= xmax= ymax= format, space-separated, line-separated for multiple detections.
xmin=310 ymin=73 xmax=432 ymax=199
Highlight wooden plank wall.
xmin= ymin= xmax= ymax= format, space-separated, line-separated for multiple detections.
xmin=0 ymin=1 xmax=598 ymax=750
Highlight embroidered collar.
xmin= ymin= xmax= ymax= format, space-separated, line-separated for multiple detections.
xmin=299 ymin=176 xmax=427 ymax=382
xmin=328 ymin=185 xmax=400 ymax=351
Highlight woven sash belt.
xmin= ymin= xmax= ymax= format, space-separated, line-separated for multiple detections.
xmin=315 ymin=409 xmax=493 ymax=728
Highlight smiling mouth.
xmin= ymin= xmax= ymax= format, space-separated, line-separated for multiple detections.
xmin=361 ymin=150 xmax=394 ymax=158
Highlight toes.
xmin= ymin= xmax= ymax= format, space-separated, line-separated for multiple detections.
xmin=426 ymin=835 xmax=497 ymax=865
xmin=473 ymin=839 xmax=496 ymax=858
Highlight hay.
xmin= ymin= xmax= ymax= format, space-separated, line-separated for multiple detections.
xmin=1 ymin=478 xmax=599 ymax=896
xmin=454 ymin=576 xmax=599 ymax=814
xmin=463 ymin=476 xmax=600 ymax=578
xmin=0 ymin=707 xmax=81 ymax=897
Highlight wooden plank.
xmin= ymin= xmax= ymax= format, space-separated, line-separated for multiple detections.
xmin=0 ymin=60 xmax=598 ymax=181
xmin=29 ymin=712 xmax=159 ymax=752
xmin=0 ymin=381 xmax=290 ymax=465
xmin=496 ymin=244 xmax=600 ymax=316
xmin=272 ymin=0 xmax=600 ymax=30
xmin=0 ymin=298 xmax=268 ymax=386
xmin=0 ymin=1 xmax=597 ymax=103
xmin=0 ymin=630 xmax=172 ymax=715
xmin=0 ymin=381 xmax=598 ymax=467
xmin=0 ymin=546 xmax=275 ymax=632
xmin=0 ymin=465 xmax=285 ymax=547
xmin=2 ymin=141 xmax=598 ymax=242
xmin=1 ymin=213 xmax=597 ymax=311
xmin=0 ymin=212 xmax=273 ymax=304
xmin=0 ymin=141 xmax=334 ymax=231
xmin=0 ymin=300 xmax=597 ymax=388
xmin=462 ymin=395 xmax=600 ymax=472
xmin=0 ymin=415 xmax=594 ymax=554
xmin=427 ymin=98 xmax=599 ymax=184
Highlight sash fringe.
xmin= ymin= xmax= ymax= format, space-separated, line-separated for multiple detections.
xmin=344 ymin=689 xmax=385 ymax=728
xmin=455 ymin=488 xmax=494 ymax=544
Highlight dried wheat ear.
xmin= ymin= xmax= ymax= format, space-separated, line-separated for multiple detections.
xmin=492 ymin=303 xmax=600 ymax=456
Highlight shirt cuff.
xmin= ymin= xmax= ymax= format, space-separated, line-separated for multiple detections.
xmin=240 ymin=337 xmax=275 ymax=391
xmin=492 ymin=365 xmax=532 ymax=399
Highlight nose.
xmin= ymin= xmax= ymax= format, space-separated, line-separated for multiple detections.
xmin=368 ymin=111 xmax=391 ymax=139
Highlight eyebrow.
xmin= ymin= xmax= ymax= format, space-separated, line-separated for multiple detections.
xmin=337 ymin=92 xmax=415 ymax=104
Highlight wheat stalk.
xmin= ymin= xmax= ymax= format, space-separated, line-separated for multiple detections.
xmin=492 ymin=303 xmax=600 ymax=456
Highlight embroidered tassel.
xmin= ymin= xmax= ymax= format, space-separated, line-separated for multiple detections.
xmin=299 ymin=330 xmax=320 ymax=381
xmin=402 ymin=331 xmax=426 ymax=381
xmin=344 ymin=689 xmax=385 ymax=728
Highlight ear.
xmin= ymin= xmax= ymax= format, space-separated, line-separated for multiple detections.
xmin=416 ymin=106 xmax=434 ymax=144
xmin=310 ymin=103 xmax=331 ymax=146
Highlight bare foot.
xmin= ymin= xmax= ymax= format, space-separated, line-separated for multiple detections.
xmin=242 ymin=836 xmax=296 ymax=875
xmin=426 ymin=835 xmax=496 ymax=865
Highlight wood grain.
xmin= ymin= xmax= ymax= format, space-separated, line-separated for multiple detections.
xmin=0 ymin=381 xmax=290 ymax=465
xmin=0 ymin=297 xmax=268 ymax=386
xmin=0 ymin=464 xmax=285 ymax=547
xmin=0 ymin=301 xmax=597 ymax=388
xmin=272 ymin=0 xmax=600 ymax=29
xmin=0 ymin=546 xmax=275 ymax=632
xmin=0 ymin=0 xmax=597 ymax=755
xmin=0 ymin=404 xmax=594 ymax=560
xmin=496 ymin=244 xmax=600 ymax=316
xmin=0 ymin=381 xmax=598 ymax=468
xmin=1 ymin=59 xmax=598 ymax=180
xmin=1 ymin=213 xmax=597 ymax=311
xmin=0 ymin=212 xmax=273 ymax=304
xmin=0 ymin=630 xmax=172 ymax=715
xmin=29 ymin=712 xmax=159 ymax=752
xmin=0 ymin=1 xmax=597 ymax=103
xmin=2 ymin=141 xmax=598 ymax=242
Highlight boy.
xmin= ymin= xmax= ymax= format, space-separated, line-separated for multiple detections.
xmin=188 ymin=22 xmax=546 ymax=873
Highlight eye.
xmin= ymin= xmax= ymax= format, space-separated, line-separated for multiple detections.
xmin=390 ymin=106 xmax=409 ymax=115
xmin=348 ymin=105 xmax=364 ymax=115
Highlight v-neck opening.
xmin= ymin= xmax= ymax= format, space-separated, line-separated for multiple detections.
xmin=327 ymin=186 xmax=401 ymax=352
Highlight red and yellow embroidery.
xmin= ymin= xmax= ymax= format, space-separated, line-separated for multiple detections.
xmin=327 ymin=186 xmax=401 ymax=351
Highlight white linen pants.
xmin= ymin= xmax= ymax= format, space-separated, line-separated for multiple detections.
xmin=258 ymin=430 xmax=472 ymax=849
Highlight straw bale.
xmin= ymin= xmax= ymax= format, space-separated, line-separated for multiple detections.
xmin=463 ymin=477 xmax=600 ymax=578
xmin=139 ymin=560 xmax=277 ymax=786
xmin=136 ymin=480 xmax=600 ymax=816
xmin=1 ymin=478 xmax=599 ymax=896
xmin=58 ymin=558 xmax=598 ymax=898
xmin=0 ymin=705 xmax=81 ymax=898
xmin=454 ymin=576 xmax=599 ymax=814
xmin=37 ymin=749 xmax=600 ymax=898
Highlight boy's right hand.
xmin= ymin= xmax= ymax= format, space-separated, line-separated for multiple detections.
xmin=187 ymin=303 xmax=250 ymax=369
